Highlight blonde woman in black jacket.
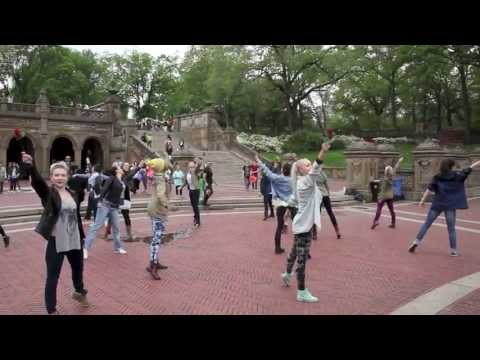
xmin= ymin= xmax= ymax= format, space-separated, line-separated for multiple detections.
xmin=22 ymin=153 xmax=89 ymax=315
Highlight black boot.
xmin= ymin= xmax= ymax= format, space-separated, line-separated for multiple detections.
xmin=3 ymin=236 xmax=9 ymax=248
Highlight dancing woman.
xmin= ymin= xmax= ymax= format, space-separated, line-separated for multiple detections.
xmin=371 ymin=157 xmax=404 ymax=230
xmin=281 ymin=143 xmax=330 ymax=303
xmin=22 ymin=153 xmax=89 ymax=314
xmin=146 ymin=158 xmax=170 ymax=280
xmin=184 ymin=158 xmax=203 ymax=227
xmin=256 ymin=155 xmax=296 ymax=254
xmin=409 ymin=158 xmax=480 ymax=256
xmin=83 ymin=165 xmax=127 ymax=259
xmin=312 ymin=163 xmax=341 ymax=239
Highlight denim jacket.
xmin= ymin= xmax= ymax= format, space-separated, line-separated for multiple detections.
xmin=258 ymin=161 xmax=292 ymax=203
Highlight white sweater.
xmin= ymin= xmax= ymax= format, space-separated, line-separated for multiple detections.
xmin=291 ymin=161 xmax=323 ymax=235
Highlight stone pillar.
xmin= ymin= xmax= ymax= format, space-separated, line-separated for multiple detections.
xmin=412 ymin=139 xmax=470 ymax=200
xmin=36 ymin=89 xmax=50 ymax=135
xmin=39 ymin=136 xmax=50 ymax=177
xmin=104 ymin=92 xmax=122 ymax=137
xmin=74 ymin=148 xmax=82 ymax=167
xmin=0 ymin=93 xmax=7 ymax=112
xmin=468 ymin=147 xmax=480 ymax=192
xmin=344 ymin=140 xmax=380 ymax=196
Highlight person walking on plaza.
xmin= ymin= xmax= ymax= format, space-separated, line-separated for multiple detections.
xmin=146 ymin=158 xmax=170 ymax=280
xmin=0 ymin=162 xmax=6 ymax=194
xmin=260 ymin=164 xmax=274 ymax=220
xmin=409 ymin=158 xmax=480 ymax=257
xmin=22 ymin=153 xmax=89 ymax=314
xmin=256 ymin=154 xmax=296 ymax=254
xmin=83 ymin=165 xmax=127 ymax=260
xmin=280 ymin=143 xmax=330 ymax=303
xmin=173 ymin=164 xmax=185 ymax=197
xmin=312 ymin=162 xmax=342 ymax=240
xmin=184 ymin=158 xmax=203 ymax=227
xmin=371 ymin=157 xmax=404 ymax=230
xmin=85 ymin=165 xmax=105 ymax=221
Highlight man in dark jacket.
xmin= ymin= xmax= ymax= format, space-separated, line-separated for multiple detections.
xmin=260 ymin=163 xmax=274 ymax=220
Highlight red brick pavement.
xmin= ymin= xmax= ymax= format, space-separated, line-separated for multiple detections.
xmin=1 ymin=198 xmax=480 ymax=315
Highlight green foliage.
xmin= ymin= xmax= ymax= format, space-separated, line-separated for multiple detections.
xmin=282 ymin=130 xmax=323 ymax=153
xmin=329 ymin=138 xmax=346 ymax=150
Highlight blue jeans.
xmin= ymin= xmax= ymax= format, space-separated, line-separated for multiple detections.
xmin=416 ymin=208 xmax=457 ymax=250
xmin=84 ymin=203 xmax=123 ymax=251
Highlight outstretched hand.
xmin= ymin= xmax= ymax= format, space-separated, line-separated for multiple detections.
xmin=321 ymin=143 xmax=331 ymax=152
xmin=254 ymin=153 xmax=261 ymax=163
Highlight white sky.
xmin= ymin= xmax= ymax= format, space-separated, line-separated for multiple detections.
xmin=64 ymin=45 xmax=191 ymax=59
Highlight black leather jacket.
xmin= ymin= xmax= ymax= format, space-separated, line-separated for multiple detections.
xmin=26 ymin=162 xmax=85 ymax=244
xmin=100 ymin=176 xmax=124 ymax=208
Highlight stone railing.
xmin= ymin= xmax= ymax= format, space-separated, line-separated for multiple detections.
xmin=6 ymin=103 xmax=37 ymax=113
xmin=323 ymin=166 xmax=346 ymax=180
xmin=130 ymin=135 xmax=162 ymax=159
xmin=79 ymin=109 xmax=107 ymax=119
xmin=49 ymin=106 xmax=76 ymax=116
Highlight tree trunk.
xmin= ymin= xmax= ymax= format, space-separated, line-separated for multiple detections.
xmin=249 ymin=112 xmax=256 ymax=132
xmin=320 ymin=92 xmax=328 ymax=130
xmin=298 ymin=103 xmax=304 ymax=129
xmin=286 ymin=98 xmax=298 ymax=131
xmin=411 ymin=100 xmax=417 ymax=128
xmin=390 ymin=79 xmax=398 ymax=129
xmin=458 ymin=63 xmax=472 ymax=142
xmin=435 ymin=91 xmax=442 ymax=134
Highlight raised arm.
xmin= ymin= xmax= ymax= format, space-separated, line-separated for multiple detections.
xmin=394 ymin=157 xmax=404 ymax=171
xmin=22 ymin=153 xmax=51 ymax=207
xmin=470 ymin=160 xmax=480 ymax=169
xmin=255 ymin=154 xmax=283 ymax=183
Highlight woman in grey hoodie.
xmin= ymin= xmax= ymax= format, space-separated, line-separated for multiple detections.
xmin=281 ymin=142 xmax=330 ymax=303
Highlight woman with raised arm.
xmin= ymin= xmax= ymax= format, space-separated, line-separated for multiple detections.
xmin=83 ymin=165 xmax=127 ymax=260
xmin=409 ymin=159 xmax=480 ymax=257
xmin=371 ymin=157 xmax=404 ymax=230
xmin=280 ymin=143 xmax=330 ymax=303
xmin=22 ymin=153 xmax=89 ymax=315
xmin=256 ymin=154 xmax=296 ymax=254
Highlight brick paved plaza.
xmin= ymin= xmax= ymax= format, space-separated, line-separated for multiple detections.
xmin=1 ymin=183 xmax=480 ymax=315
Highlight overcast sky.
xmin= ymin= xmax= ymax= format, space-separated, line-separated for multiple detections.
xmin=64 ymin=45 xmax=191 ymax=59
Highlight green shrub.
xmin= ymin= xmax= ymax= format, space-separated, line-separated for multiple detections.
xmin=282 ymin=130 xmax=324 ymax=153
xmin=329 ymin=138 xmax=346 ymax=150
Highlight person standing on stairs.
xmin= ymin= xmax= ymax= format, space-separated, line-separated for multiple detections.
xmin=173 ymin=164 xmax=185 ymax=198
xmin=203 ymin=162 xmax=215 ymax=206
xmin=166 ymin=135 xmax=173 ymax=161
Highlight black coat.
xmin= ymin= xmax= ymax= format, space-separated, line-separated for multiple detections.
xmin=27 ymin=163 xmax=86 ymax=244
xmin=100 ymin=176 xmax=124 ymax=207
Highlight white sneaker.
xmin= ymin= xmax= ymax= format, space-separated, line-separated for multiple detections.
xmin=297 ymin=289 xmax=319 ymax=303
xmin=115 ymin=248 xmax=127 ymax=255
xmin=450 ymin=250 xmax=460 ymax=257
xmin=281 ymin=272 xmax=292 ymax=287
xmin=83 ymin=249 xmax=88 ymax=260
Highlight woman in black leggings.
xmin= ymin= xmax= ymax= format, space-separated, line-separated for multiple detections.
xmin=312 ymin=161 xmax=341 ymax=239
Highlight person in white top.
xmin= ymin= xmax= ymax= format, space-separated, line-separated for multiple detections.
xmin=281 ymin=142 xmax=331 ymax=303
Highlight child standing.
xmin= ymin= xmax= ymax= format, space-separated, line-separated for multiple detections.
xmin=371 ymin=157 xmax=404 ymax=230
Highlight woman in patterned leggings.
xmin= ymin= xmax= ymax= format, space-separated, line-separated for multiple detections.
xmin=145 ymin=158 xmax=170 ymax=280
